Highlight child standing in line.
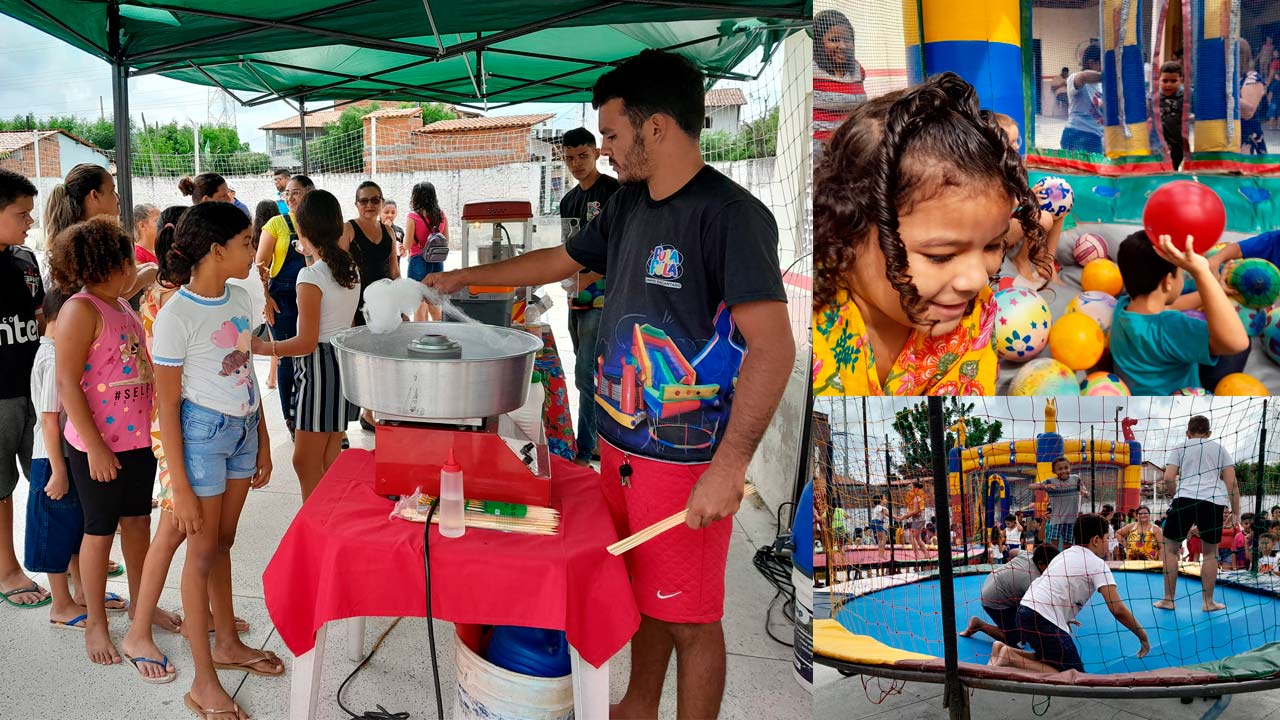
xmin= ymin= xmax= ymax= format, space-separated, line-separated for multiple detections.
xmin=1111 ymin=231 xmax=1249 ymax=395
xmin=149 ymin=202 xmax=279 ymax=710
xmin=0 ymin=169 xmax=50 ymax=608
xmin=1256 ymin=533 xmax=1278 ymax=575
xmin=24 ymin=286 xmax=89 ymax=628
xmin=251 ymin=190 xmax=360 ymax=499
xmin=812 ymin=73 xmax=1048 ymax=396
xmin=1002 ymin=514 xmax=1023 ymax=559
xmin=49 ymin=217 xmax=156 ymax=667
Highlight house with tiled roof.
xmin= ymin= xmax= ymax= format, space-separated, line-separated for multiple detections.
xmin=704 ymin=87 xmax=747 ymax=132
xmin=0 ymin=130 xmax=109 ymax=178
xmin=361 ymin=112 xmax=558 ymax=172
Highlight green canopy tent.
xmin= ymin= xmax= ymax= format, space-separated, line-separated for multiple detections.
xmin=0 ymin=0 xmax=808 ymax=222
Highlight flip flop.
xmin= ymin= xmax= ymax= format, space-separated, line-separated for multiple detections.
xmin=50 ymin=613 xmax=89 ymax=631
xmin=1 ymin=583 xmax=51 ymax=608
xmin=199 ymin=616 xmax=249 ymax=636
xmin=184 ymin=692 xmax=243 ymax=719
xmin=107 ymin=561 xmax=125 ymax=577
xmin=124 ymin=653 xmax=177 ymax=685
xmin=104 ymin=592 xmax=130 ymax=612
xmin=213 ymin=649 xmax=284 ymax=677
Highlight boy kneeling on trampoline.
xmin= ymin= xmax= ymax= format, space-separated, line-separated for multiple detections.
xmin=960 ymin=544 xmax=1059 ymax=644
xmin=990 ymin=514 xmax=1150 ymax=673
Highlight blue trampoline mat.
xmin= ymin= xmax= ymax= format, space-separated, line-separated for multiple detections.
xmin=838 ymin=571 xmax=1280 ymax=674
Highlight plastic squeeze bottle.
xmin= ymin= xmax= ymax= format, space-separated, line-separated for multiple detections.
xmin=439 ymin=449 xmax=465 ymax=538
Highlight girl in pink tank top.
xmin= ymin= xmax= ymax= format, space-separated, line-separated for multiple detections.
xmin=62 ymin=292 xmax=153 ymax=453
xmin=49 ymin=216 xmax=159 ymax=670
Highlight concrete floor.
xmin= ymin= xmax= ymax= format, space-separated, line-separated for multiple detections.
xmin=1 ymin=287 xmax=806 ymax=719
xmin=814 ymin=659 xmax=1280 ymax=719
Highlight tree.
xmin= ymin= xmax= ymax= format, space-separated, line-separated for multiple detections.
xmin=1235 ymin=461 xmax=1280 ymax=498
xmin=698 ymin=106 xmax=779 ymax=162
xmin=892 ymin=398 xmax=1004 ymax=474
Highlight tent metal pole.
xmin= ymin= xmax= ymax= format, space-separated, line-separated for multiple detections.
xmin=928 ymin=396 xmax=970 ymax=720
xmin=443 ymin=4 xmax=624 ymax=59
xmin=299 ymin=97 xmax=309 ymax=175
xmin=108 ymin=2 xmax=134 ymax=229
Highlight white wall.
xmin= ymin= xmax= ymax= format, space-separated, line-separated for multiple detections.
xmin=707 ymin=106 xmax=741 ymax=132
xmin=56 ymin=135 xmax=109 ymax=176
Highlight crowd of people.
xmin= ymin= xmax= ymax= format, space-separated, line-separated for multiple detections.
xmin=0 ymin=48 xmax=796 ymax=719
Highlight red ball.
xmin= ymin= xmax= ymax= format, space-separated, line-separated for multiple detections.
xmin=1142 ymin=181 xmax=1226 ymax=255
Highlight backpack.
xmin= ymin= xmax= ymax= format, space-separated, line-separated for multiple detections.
xmin=416 ymin=213 xmax=449 ymax=263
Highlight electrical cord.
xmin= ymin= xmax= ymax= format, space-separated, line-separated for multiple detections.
xmin=752 ymin=495 xmax=798 ymax=649
xmin=335 ymin=499 xmax=445 ymax=720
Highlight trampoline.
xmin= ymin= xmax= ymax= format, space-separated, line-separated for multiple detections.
xmin=815 ymin=565 xmax=1280 ymax=697
xmin=816 ymin=545 xmax=988 ymax=572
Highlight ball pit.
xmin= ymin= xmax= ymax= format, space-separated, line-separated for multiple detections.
xmin=1073 ymin=233 xmax=1108 ymax=266
xmin=1081 ymin=259 xmax=1123 ymax=296
xmin=1033 ymin=176 xmax=1074 ymax=218
xmin=1227 ymin=258 xmax=1280 ymax=309
xmin=1080 ymin=372 xmax=1130 ymax=396
xmin=1064 ymin=291 xmax=1117 ymax=335
xmin=1049 ymin=313 xmax=1105 ymax=371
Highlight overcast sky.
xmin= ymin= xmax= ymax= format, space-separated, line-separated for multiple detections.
xmin=0 ymin=15 xmax=779 ymax=153
xmin=816 ymin=396 xmax=1280 ymax=481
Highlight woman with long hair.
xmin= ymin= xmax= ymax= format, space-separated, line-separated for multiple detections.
xmin=405 ymin=181 xmax=447 ymax=321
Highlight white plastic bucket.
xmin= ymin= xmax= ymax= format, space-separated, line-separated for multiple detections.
xmin=454 ymin=629 xmax=575 ymax=720
xmin=793 ymin=566 xmax=814 ymax=691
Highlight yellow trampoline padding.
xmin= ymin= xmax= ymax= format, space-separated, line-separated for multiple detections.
xmin=814 ymin=619 xmax=937 ymax=665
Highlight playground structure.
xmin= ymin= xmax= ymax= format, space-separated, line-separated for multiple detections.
xmin=947 ymin=400 xmax=1144 ymax=539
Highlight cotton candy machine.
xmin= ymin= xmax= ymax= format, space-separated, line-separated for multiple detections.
xmin=331 ymin=322 xmax=551 ymax=506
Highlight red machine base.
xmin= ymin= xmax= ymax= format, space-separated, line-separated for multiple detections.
xmin=373 ymin=423 xmax=550 ymax=507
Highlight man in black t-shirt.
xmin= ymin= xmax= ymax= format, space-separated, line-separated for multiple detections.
xmin=558 ymin=127 xmax=621 ymax=467
xmin=427 ymin=50 xmax=794 ymax=718
xmin=0 ymin=169 xmax=49 ymax=607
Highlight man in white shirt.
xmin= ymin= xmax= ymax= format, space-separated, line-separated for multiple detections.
xmin=1155 ymin=415 xmax=1240 ymax=612
xmin=990 ymin=514 xmax=1149 ymax=673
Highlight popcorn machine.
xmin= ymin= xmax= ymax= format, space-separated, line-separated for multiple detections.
xmin=456 ymin=201 xmax=534 ymax=326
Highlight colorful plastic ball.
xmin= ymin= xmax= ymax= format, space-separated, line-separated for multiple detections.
xmin=1064 ymin=291 xmax=1117 ymax=334
xmin=1143 ymin=180 xmax=1226 ymax=255
xmin=1227 ymin=258 xmax=1280 ymax=309
xmin=1080 ymin=371 xmax=1130 ymax=396
xmin=1262 ymin=307 xmax=1280 ymax=365
xmin=1009 ymin=358 xmax=1079 ymax=396
xmin=1049 ymin=312 xmax=1106 ymax=371
xmin=994 ymin=287 xmax=1052 ymax=362
xmin=1081 ymin=259 xmax=1124 ymax=296
xmin=1214 ymin=372 xmax=1269 ymax=396
xmin=1236 ymin=301 xmax=1268 ymax=337
xmin=1033 ymin=176 xmax=1074 ymax=218
xmin=1174 ymin=386 xmax=1211 ymax=396
xmin=1073 ymin=233 xmax=1108 ymax=266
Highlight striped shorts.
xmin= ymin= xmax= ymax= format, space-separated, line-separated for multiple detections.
xmin=292 ymin=342 xmax=359 ymax=433
xmin=1045 ymin=521 xmax=1075 ymax=545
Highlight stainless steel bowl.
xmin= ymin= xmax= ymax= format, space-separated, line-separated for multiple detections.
xmin=330 ymin=322 xmax=543 ymax=419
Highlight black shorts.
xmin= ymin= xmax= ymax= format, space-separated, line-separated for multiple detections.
xmin=67 ymin=446 xmax=156 ymax=536
xmin=1163 ymin=497 xmax=1225 ymax=545
xmin=984 ymin=604 xmax=1023 ymax=647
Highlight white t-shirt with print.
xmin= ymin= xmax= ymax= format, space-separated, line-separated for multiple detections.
xmin=1168 ymin=438 xmax=1233 ymax=507
xmin=1259 ymin=553 xmax=1279 ymax=574
xmin=296 ymin=260 xmax=360 ymax=343
xmin=1020 ymin=545 xmax=1116 ymax=632
xmin=152 ymin=285 xmax=262 ymax=417
xmin=29 ymin=337 xmax=59 ymax=460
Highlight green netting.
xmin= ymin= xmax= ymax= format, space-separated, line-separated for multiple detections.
xmin=0 ymin=1 xmax=807 ymax=105
xmin=1186 ymin=641 xmax=1280 ymax=681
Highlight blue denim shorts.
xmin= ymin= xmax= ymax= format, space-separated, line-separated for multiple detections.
xmin=24 ymin=457 xmax=83 ymax=574
xmin=181 ymin=400 xmax=260 ymax=498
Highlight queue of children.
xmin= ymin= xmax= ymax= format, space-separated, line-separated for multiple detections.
xmin=0 ymin=162 xmax=407 ymax=718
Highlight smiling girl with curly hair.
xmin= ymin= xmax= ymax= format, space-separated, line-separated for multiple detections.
xmin=812 ymin=73 xmax=1049 ymax=396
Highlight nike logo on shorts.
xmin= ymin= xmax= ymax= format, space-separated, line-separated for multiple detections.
xmin=656 ymin=590 xmax=683 ymax=600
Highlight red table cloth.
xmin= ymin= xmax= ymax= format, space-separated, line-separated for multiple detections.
xmin=263 ymin=450 xmax=639 ymax=667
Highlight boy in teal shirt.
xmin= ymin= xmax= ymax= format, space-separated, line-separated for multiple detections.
xmin=1111 ymin=231 xmax=1249 ymax=394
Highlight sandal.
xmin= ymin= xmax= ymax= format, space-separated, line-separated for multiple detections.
xmin=107 ymin=561 xmax=125 ymax=577
xmin=1 ymin=582 xmax=51 ymax=608
xmin=50 ymin=613 xmax=89 ymax=631
xmin=103 ymin=592 xmax=130 ymax=612
xmin=213 ymin=649 xmax=284 ymax=677
xmin=184 ymin=692 xmax=243 ymax=719
xmin=125 ymin=653 xmax=177 ymax=685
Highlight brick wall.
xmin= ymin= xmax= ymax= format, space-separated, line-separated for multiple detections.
xmin=0 ymin=135 xmax=62 ymax=178
xmin=362 ymin=124 xmax=534 ymax=173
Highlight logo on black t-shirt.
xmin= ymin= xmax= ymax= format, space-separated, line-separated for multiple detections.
xmin=645 ymin=245 xmax=683 ymax=288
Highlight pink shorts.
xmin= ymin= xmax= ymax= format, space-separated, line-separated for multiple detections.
xmin=599 ymin=441 xmax=732 ymax=624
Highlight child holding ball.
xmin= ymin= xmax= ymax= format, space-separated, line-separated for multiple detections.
xmin=812 ymin=73 xmax=1048 ymax=396
xmin=1110 ymin=231 xmax=1249 ymax=394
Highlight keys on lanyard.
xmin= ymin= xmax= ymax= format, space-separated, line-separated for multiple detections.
xmin=619 ymin=457 xmax=633 ymax=488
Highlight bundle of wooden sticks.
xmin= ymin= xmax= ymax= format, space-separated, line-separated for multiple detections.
xmin=396 ymin=498 xmax=561 ymax=536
